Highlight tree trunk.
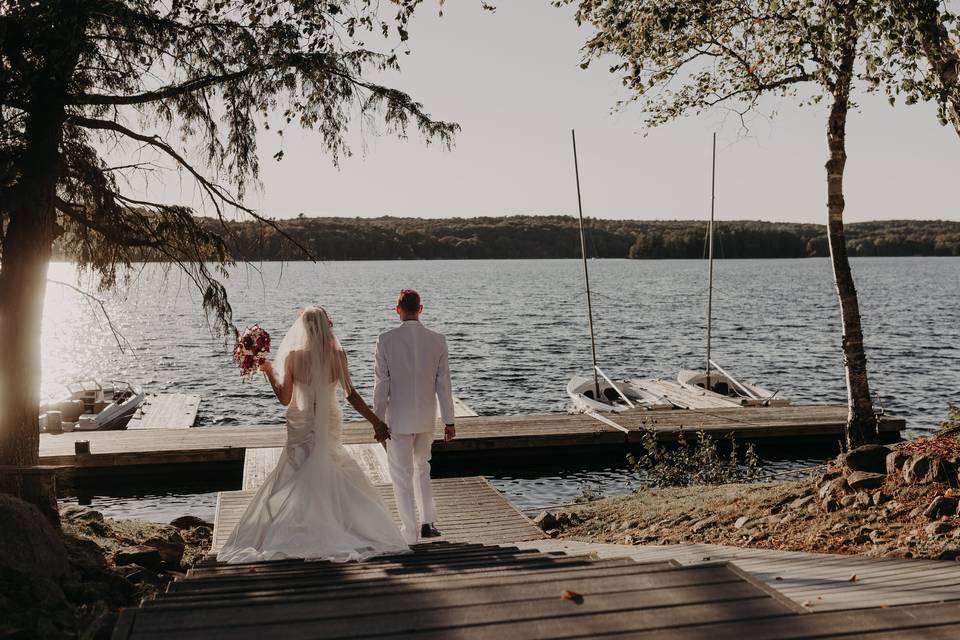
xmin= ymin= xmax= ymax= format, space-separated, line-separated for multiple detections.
xmin=825 ymin=47 xmax=877 ymax=449
xmin=0 ymin=107 xmax=64 ymax=475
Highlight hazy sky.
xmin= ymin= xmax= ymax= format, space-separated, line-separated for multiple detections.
xmin=157 ymin=2 xmax=959 ymax=224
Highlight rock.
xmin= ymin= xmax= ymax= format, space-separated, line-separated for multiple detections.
xmin=846 ymin=471 xmax=886 ymax=492
xmin=144 ymin=534 xmax=185 ymax=566
xmin=534 ymin=511 xmax=558 ymax=531
xmin=691 ymin=516 xmax=717 ymax=533
xmin=936 ymin=547 xmax=960 ymax=561
xmin=734 ymin=516 xmax=753 ymax=529
xmin=170 ymin=515 xmax=213 ymax=530
xmin=886 ymin=450 xmax=910 ymax=475
xmin=871 ymin=491 xmax=890 ymax=506
xmin=926 ymin=521 xmax=953 ymax=536
xmin=869 ymin=530 xmax=885 ymax=544
xmin=816 ymin=470 xmax=841 ymax=487
xmin=114 ymin=546 xmax=163 ymax=570
xmin=855 ymin=492 xmax=873 ymax=508
xmin=842 ymin=444 xmax=890 ymax=474
xmin=620 ymin=520 xmax=638 ymax=531
xmin=840 ymin=495 xmax=857 ymax=508
xmin=60 ymin=505 xmax=104 ymax=523
xmin=0 ymin=494 xmax=69 ymax=579
xmin=790 ymin=495 xmax=815 ymax=511
xmin=623 ymin=535 xmax=635 ymax=545
xmin=822 ymin=497 xmax=840 ymax=513
xmin=908 ymin=506 xmax=925 ymax=519
xmin=546 ymin=529 xmax=560 ymax=538
xmin=923 ymin=496 xmax=959 ymax=519
xmin=903 ymin=454 xmax=953 ymax=485
xmin=818 ymin=478 xmax=849 ymax=500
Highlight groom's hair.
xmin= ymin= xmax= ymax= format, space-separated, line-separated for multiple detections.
xmin=397 ymin=288 xmax=421 ymax=313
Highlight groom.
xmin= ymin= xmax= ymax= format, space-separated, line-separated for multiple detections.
xmin=373 ymin=289 xmax=456 ymax=544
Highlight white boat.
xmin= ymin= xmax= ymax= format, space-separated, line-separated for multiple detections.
xmin=677 ymin=363 xmax=788 ymax=407
xmin=673 ymin=134 xmax=789 ymax=408
xmin=567 ymin=371 xmax=674 ymax=414
xmin=40 ymin=380 xmax=146 ymax=432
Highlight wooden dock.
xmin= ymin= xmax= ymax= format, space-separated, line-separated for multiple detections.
xmin=112 ymin=540 xmax=960 ymax=639
xmin=127 ymin=393 xmax=201 ymax=430
xmin=41 ymin=404 xmax=904 ymax=472
xmin=517 ymin=539 xmax=960 ymax=612
xmin=213 ymin=477 xmax=544 ymax=552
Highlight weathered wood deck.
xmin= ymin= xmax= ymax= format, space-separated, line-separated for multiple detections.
xmin=242 ymin=443 xmax=389 ymax=490
xmin=213 ymin=476 xmax=544 ymax=552
xmin=516 ymin=539 xmax=960 ymax=612
xmin=112 ymin=541 xmax=960 ymax=639
xmin=126 ymin=393 xmax=201 ymax=430
xmin=40 ymin=404 xmax=905 ymax=471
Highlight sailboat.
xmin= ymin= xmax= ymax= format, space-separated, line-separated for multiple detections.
xmin=672 ymin=133 xmax=789 ymax=407
xmin=565 ymin=130 xmax=673 ymax=414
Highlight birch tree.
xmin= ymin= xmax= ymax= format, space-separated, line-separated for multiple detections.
xmin=562 ymin=0 xmax=956 ymax=447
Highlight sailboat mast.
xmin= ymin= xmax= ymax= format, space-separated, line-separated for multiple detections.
xmin=706 ymin=132 xmax=716 ymax=388
xmin=571 ymin=129 xmax=601 ymax=400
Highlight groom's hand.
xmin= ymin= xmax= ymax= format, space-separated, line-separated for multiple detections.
xmin=373 ymin=419 xmax=391 ymax=443
xmin=444 ymin=424 xmax=456 ymax=442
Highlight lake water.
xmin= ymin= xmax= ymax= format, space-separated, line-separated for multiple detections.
xmin=46 ymin=258 xmax=959 ymax=522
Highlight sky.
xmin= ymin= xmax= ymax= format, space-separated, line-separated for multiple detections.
xmin=154 ymin=2 xmax=959 ymax=224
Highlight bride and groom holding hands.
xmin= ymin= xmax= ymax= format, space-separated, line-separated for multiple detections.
xmin=218 ymin=289 xmax=456 ymax=563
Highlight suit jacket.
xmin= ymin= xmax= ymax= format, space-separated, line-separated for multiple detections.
xmin=373 ymin=320 xmax=455 ymax=434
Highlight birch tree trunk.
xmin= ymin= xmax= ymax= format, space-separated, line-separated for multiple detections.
xmin=825 ymin=42 xmax=878 ymax=449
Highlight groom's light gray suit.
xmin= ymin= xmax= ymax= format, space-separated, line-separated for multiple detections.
xmin=373 ymin=319 xmax=455 ymax=544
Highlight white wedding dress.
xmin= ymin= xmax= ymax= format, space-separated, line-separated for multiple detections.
xmin=218 ymin=310 xmax=409 ymax=564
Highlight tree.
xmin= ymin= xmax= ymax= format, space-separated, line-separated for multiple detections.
xmin=562 ymin=0 xmax=955 ymax=447
xmin=0 ymin=0 xmax=458 ymax=478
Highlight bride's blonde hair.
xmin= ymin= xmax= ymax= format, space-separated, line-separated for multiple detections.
xmin=275 ymin=305 xmax=343 ymax=388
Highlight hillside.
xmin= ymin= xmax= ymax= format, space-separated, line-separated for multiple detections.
xmin=210 ymin=216 xmax=960 ymax=260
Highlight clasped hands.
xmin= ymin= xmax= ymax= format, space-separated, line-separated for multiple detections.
xmin=372 ymin=418 xmax=391 ymax=444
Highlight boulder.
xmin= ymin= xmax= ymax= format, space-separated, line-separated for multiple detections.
xmin=114 ymin=546 xmax=163 ymax=570
xmin=144 ymin=534 xmax=185 ymax=566
xmin=60 ymin=505 xmax=104 ymax=523
xmin=842 ymin=444 xmax=890 ymax=474
xmin=839 ymin=495 xmax=857 ymax=508
xmin=0 ymin=494 xmax=69 ymax=579
xmin=822 ymin=497 xmax=840 ymax=512
xmin=903 ymin=454 xmax=953 ymax=485
xmin=923 ymin=496 xmax=959 ymax=519
xmin=533 ymin=511 xmax=558 ymax=531
xmin=169 ymin=515 xmax=213 ymax=530
xmin=818 ymin=478 xmax=849 ymax=500
xmin=886 ymin=450 xmax=910 ymax=475
xmin=846 ymin=471 xmax=886 ymax=492
xmin=733 ymin=516 xmax=753 ymax=529
xmin=790 ymin=495 xmax=815 ymax=511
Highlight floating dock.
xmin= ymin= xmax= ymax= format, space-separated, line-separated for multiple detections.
xmin=127 ymin=393 xmax=201 ymax=430
xmin=40 ymin=404 xmax=904 ymax=472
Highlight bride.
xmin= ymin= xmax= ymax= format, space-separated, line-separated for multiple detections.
xmin=217 ymin=306 xmax=410 ymax=563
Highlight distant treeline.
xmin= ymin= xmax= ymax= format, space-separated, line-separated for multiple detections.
xmin=204 ymin=216 xmax=960 ymax=260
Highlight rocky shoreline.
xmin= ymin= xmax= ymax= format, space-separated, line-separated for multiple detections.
xmin=0 ymin=496 xmax=212 ymax=639
xmin=537 ymin=439 xmax=960 ymax=561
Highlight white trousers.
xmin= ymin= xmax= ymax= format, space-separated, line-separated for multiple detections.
xmin=386 ymin=431 xmax=436 ymax=544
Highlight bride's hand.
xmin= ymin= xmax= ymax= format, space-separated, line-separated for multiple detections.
xmin=260 ymin=359 xmax=273 ymax=374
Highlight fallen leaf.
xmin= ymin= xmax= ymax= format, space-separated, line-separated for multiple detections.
xmin=802 ymin=601 xmax=812 ymax=607
xmin=774 ymin=576 xmax=783 ymax=581
xmin=848 ymin=574 xmax=858 ymax=582
xmin=561 ymin=590 xmax=584 ymax=604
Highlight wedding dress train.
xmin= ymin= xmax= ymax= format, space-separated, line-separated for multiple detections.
xmin=218 ymin=338 xmax=409 ymax=563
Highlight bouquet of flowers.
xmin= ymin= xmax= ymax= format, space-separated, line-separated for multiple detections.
xmin=233 ymin=324 xmax=271 ymax=381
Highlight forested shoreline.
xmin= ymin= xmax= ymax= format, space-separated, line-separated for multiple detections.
xmin=195 ymin=216 xmax=960 ymax=260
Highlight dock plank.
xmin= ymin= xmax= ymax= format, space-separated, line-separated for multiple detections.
xmin=213 ymin=477 xmax=543 ymax=552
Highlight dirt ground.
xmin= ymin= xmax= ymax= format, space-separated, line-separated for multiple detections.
xmin=555 ymin=472 xmax=960 ymax=560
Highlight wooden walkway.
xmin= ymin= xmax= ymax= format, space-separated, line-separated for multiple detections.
xmin=40 ymin=405 xmax=905 ymax=471
xmin=213 ymin=477 xmax=544 ymax=552
xmin=112 ymin=541 xmax=960 ymax=639
xmin=516 ymin=539 xmax=960 ymax=612
xmin=127 ymin=393 xmax=201 ymax=430
xmin=242 ymin=443 xmax=389 ymax=490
